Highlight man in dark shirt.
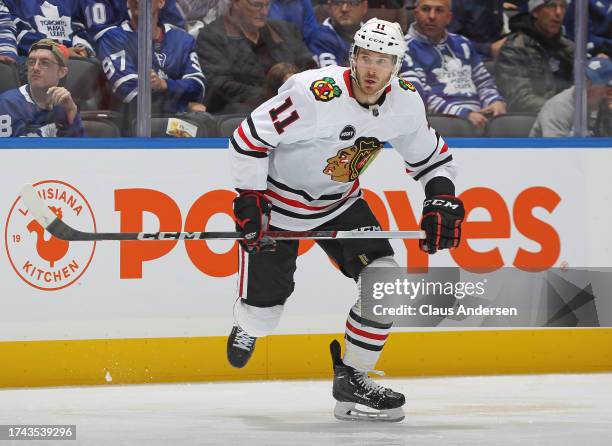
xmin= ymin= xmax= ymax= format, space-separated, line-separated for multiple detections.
xmin=196 ymin=0 xmax=313 ymax=114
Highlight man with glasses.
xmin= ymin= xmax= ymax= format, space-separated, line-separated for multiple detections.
xmin=196 ymin=0 xmax=313 ymax=114
xmin=309 ymin=0 xmax=369 ymax=67
xmin=0 ymin=38 xmax=83 ymax=137
xmin=495 ymin=0 xmax=574 ymax=113
xmin=226 ymin=18 xmax=464 ymax=422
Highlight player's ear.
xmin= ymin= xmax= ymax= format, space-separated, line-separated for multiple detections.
xmin=58 ymin=66 xmax=68 ymax=81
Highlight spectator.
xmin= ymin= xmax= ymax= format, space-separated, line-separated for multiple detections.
xmin=447 ymin=0 xmax=508 ymax=61
xmin=530 ymin=56 xmax=612 ymax=137
xmin=309 ymin=0 xmax=368 ymax=67
xmin=196 ymin=0 xmax=313 ymax=114
xmin=563 ymin=0 xmax=611 ymax=58
xmin=0 ymin=39 xmax=83 ymax=137
xmin=268 ymin=0 xmax=319 ymax=44
xmin=0 ymin=1 xmax=17 ymax=64
xmin=175 ymin=0 xmax=231 ymax=36
xmin=262 ymin=61 xmax=298 ymax=99
xmin=495 ymin=0 xmax=573 ymax=113
xmin=4 ymin=0 xmax=94 ymax=57
xmin=95 ymin=0 xmax=205 ymax=114
xmin=82 ymin=0 xmax=185 ymax=38
xmin=404 ymin=0 xmax=506 ymax=129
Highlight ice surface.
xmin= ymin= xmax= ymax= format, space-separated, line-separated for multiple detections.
xmin=0 ymin=373 xmax=610 ymax=446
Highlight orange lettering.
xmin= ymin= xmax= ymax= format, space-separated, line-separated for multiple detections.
xmin=116 ymin=189 xmax=181 ymax=279
xmin=451 ymin=187 xmax=510 ymax=272
xmin=513 ymin=187 xmax=560 ymax=271
xmin=184 ymin=190 xmax=238 ymax=277
xmin=385 ymin=191 xmax=427 ymax=271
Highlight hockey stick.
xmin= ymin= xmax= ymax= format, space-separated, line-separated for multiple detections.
xmin=20 ymin=184 xmax=425 ymax=242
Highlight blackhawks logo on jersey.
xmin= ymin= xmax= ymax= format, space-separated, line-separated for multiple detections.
xmin=323 ymin=137 xmax=383 ymax=183
xmin=398 ymin=78 xmax=416 ymax=92
xmin=310 ymin=77 xmax=342 ymax=102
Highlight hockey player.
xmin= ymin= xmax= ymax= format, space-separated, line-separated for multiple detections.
xmin=0 ymin=38 xmax=84 ymax=137
xmin=227 ymin=18 xmax=465 ymax=422
xmin=94 ymin=0 xmax=205 ymax=113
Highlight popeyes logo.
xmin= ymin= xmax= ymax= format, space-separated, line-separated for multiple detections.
xmin=114 ymin=186 xmax=561 ymax=279
xmin=4 ymin=180 xmax=97 ymax=291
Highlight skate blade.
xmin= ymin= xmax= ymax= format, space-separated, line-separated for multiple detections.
xmin=334 ymin=401 xmax=405 ymax=422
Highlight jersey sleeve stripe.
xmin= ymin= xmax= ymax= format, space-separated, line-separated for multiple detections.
xmin=404 ymin=144 xmax=438 ymax=168
xmin=237 ymin=124 xmax=269 ymax=153
xmin=230 ymin=135 xmax=268 ymax=159
xmin=412 ymin=154 xmax=453 ymax=181
xmin=246 ymin=116 xmax=275 ymax=148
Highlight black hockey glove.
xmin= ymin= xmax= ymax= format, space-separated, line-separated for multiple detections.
xmin=419 ymin=195 xmax=465 ymax=254
xmin=233 ymin=191 xmax=276 ymax=254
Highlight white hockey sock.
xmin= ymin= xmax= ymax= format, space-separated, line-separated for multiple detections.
xmin=343 ymin=306 xmax=392 ymax=371
xmin=343 ymin=256 xmax=397 ymax=370
xmin=233 ymin=298 xmax=284 ymax=338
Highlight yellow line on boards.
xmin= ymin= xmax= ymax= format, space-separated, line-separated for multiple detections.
xmin=1 ymin=329 xmax=611 ymax=388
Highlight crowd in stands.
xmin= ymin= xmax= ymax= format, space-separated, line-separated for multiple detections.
xmin=0 ymin=0 xmax=608 ymax=137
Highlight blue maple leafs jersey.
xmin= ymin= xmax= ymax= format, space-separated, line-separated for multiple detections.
xmin=0 ymin=84 xmax=84 ymax=137
xmin=3 ymin=0 xmax=92 ymax=54
xmin=81 ymin=0 xmax=184 ymax=39
xmin=0 ymin=1 xmax=16 ymax=60
xmin=403 ymin=25 xmax=504 ymax=118
xmin=95 ymin=22 xmax=205 ymax=113
xmin=308 ymin=18 xmax=351 ymax=68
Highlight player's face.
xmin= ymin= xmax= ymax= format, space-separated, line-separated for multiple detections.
xmin=26 ymin=49 xmax=65 ymax=90
xmin=328 ymin=0 xmax=368 ymax=30
xmin=233 ymin=0 xmax=270 ymax=31
xmin=353 ymin=49 xmax=395 ymax=95
xmin=414 ymin=0 xmax=452 ymax=42
xmin=532 ymin=0 xmax=567 ymax=38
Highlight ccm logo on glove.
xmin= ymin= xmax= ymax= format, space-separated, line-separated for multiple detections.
xmin=420 ymin=195 xmax=465 ymax=254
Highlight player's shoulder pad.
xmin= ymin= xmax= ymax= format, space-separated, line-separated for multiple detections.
xmin=287 ymin=65 xmax=346 ymax=104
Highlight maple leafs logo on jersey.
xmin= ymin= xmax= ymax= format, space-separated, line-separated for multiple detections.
xmin=310 ymin=77 xmax=342 ymax=102
xmin=323 ymin=137 xmax=383 ymax=183
xmin=398 ymin=79 xmax=416 ymax=92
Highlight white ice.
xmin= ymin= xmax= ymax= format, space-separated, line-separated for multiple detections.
xmin=0 ymin=373 xmax=611 ymax=446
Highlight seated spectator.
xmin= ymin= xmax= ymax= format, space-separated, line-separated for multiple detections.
xmin=530 ymin=56 xmax=611 ymax=137
xmin=0 ymin=39 xmax=83 ymax=137
xmin=196 ymin=0 xmax=313 ymax=114
xmin=447 ymin=0 xmax=508 ymax=61
xmin=309 ymin=0 xmax=368 ymax=67
xmin=0 ymin=1 xmax=17 ymax=64
xmin=495 ymin=0 xmax=573 ymax=113
xmin=176 ymin=0 xmax=230 ymax=36
xmin=95 ymin=0 xmax=205 ymax=114
xmin=4 ymin=0 xmax=94 ymax=57
xmin=268 ymin=0 xmax=319 ymax=44
xmin=262 ymin=61 xmax=298 ymax=100
xmin=404 ymin=0 xmax=506 ymax=129
xmin=82 ymin=0 xmax=185 ymax=38
xmin=563 ymin=0 xmax=611 ymax=58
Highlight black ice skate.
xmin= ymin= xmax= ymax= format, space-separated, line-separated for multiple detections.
xmin=330 ymin=340 xmax=405 ymax=422
xmin=227 ymin=324 xmax=256 ymax=368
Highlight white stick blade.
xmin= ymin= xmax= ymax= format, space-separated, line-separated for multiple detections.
xmin=19 ymin=184 xmax=57 ymax=229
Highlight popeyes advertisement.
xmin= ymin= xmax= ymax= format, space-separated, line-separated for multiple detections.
xmin=0 ymin=147 xmax=596 ymax=340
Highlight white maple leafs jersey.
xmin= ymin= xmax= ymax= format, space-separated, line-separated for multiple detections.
xmin=229 ymin=65 xmax=457 ymax=231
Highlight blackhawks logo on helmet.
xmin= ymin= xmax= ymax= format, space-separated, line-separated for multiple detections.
xmin=310 ymin=77 xmax=342 ymax=102
xmin=398 ymin=78 xmax=416 ymax=92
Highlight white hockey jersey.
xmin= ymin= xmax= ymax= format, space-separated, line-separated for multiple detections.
xmin=229 ymin=65 xmax=457 ymax=231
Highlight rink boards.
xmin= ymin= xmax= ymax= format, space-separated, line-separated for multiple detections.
xmin=1 ymin=138 xmax=611 ymax=387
